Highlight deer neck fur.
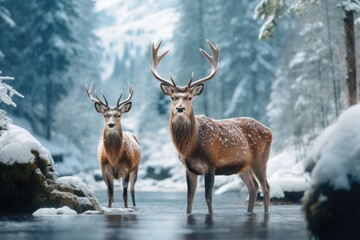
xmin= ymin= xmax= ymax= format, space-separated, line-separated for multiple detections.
xmin=170 ymin=110 xmax=199 ymax=157
xmin=103 ymin=127 xmax=124 ymax=163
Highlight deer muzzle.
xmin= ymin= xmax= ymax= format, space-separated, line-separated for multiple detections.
xmin=176 ymin=106 xmax=185 ymax=113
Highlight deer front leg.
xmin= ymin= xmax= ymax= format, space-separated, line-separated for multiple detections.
xmin=204 ymin=170 xmax=215 ymax=214
xmin=102 ymin=164 xmax=114 ymax=208
xmin=186 ymin=169 xmax=198 ymax=214
xmin=122 ymin=174 xmax=130 ymax=208
xmin=130 ymin=167 xmax=138 ymax=207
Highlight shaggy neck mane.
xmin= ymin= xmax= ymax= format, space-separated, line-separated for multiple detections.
xmin=170 ymin=111 xmax=198 ymax=156
xmin=103 ymin=128 xmax=123 ymax=159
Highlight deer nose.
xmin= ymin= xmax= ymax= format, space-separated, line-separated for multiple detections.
xmin=108 ymin=123 xmax=115 ymax=128
xmin=176 ymin=106 xmax=185 ymax=113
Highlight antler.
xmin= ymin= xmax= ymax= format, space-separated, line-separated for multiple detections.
xmin=117 ymin=81 xmax=134 ymax=108
xmin=188 ymin=39 xmax=220 ymax=88
xmin=86 ymin=81 xmax=109 ymax=107
xmin=150 ymin=41 xmax=176 ymax=88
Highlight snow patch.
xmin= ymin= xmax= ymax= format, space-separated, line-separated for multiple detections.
xmin=289 ymin=52 xmax=306 ymax=68
xmin=56 ymin=176 xmax=96 ymax=198
xmin=215 ymin=177 xmax=243 ymax=195
xmin=33 ymin=206 xmax=77 ymax=216
xmin=83 ymin=207 xmax=135 ymax=215
xmin=268 ymin=162 xmax=311 ymax=198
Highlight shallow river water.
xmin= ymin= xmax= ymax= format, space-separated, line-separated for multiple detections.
xmin=0 ymin=191 xmax=309 ymax=240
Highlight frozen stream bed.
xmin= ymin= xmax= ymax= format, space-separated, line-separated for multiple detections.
xmin=0 ymin=190 xmax=309 ymax=240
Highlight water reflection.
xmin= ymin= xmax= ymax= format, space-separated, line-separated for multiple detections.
xmin=187 ymin=214 xmax=213 ymax=226
xmin=244 ymin=212 xmax=269 ymax=228
xmin=104 ymin=214 xmax=138 ymax=240
xmin=0 ymin=192 xmax=308 ymax=240
xmin=184 ymin=212 xmax=269 ymax=240
xmin=105 ymin=214 xmax=137 ymax=228
xmin=242 ymin=213 xmax=269 ymax=239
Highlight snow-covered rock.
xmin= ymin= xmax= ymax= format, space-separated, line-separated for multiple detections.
xmin=0 ymin=125 xmax=53 ymax=165
xmin=303 ymin=104 xmax=360 ymax=239
xmin=0 ymin=124 xmax=101 ymax=213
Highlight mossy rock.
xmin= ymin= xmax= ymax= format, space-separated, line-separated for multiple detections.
xmin=0 ymin=150 xmax=101 ymax=214
xmin=303 ymin=181 xmax=360 ymax=239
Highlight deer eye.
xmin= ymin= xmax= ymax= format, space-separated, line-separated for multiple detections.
xmin=188 ymin=97 xmax=192 ymax=101
xmin=171 ymin=97 xmax=175 ymax=101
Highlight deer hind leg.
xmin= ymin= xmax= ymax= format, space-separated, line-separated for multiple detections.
xmin=102 ymin=165 xmax=114 ymax=208
xmin=239 ymin=169 xmax=259 ymax=213
xmin=122 ymin=174 xmax=130 ymax=208
xmin=251 ymin=165 xmax=270 ymax=213
xmin=130 ymin=167 xmax=138 ymax=207
xmin=204 ymin=170 xmax=215 ymax=214
xmin=186 ymin=169 xmax=198 ymax=214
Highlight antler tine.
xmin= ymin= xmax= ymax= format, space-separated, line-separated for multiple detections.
xmin=94 ymin=90 xmax=108 ymax=107
xmin=150 ymin=41 xmax=175 ymax=88
xmin=116 ymin=90 xmax=123 ymax=107
xmin=189 ymin=39 xmax=220 ymax=88
xmin=170 ymin=73 xmax=177 ymax=88
xmin=101 ymin=90 xmax=109 ymax=106
xmin=118 ymin=81 xmax=134 ymax=107
xmin=86 ymin=81 xmax=108 ymax=107
xmin=187 ymin=72 xmax=195 ymax=87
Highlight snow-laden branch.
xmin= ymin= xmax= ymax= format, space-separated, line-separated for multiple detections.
xmin=338 ymin=0 xmax=360 ymax=11
xmin=254 ymin=0 xmax=319 ymax=40
xmin=0 ymin=71 xmax=23 ymax=131
xmin=0 ymin=71 xmax=24 ymax=107
xmin=255 ymin=0 xmax=360 ymax=40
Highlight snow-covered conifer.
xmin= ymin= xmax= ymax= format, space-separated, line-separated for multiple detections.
xmin=0 ymin=71 xmax=23 ymax=131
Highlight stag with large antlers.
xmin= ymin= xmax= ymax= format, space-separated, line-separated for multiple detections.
xmin=151 ymin=40 xmax=272 ymax=214
xmin=86 ymin=82 xmax=141 ymax=208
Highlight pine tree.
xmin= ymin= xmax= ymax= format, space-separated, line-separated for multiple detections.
xmin=265 ymin=1 xmax=347 ymax=153
xmin=219 ymin=0 xmax=276 ymax=123
xmin=173 ymin=0 xmax=209 ymax=115
xmin=255 ymin=0 xmax=359 ymax=107
xmin=1 ymin=0 xmax=100 ymax=139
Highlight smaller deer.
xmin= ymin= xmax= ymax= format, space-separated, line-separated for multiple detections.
xmin=151 ymin=40 xmax=272 ymax=214
xmin=86 ymin=82 xmax=141 ymax=208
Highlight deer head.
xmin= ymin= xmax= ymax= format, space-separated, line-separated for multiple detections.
xmin=150 ymin=40 xmax=220 ymax=118
xmin=86 ymin=81 xmax=134 ymax=132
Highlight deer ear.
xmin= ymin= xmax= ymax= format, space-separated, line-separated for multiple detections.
xmin=120 ymin=102 xmax=132 ymax=114
xmin=191 ymin=84 xmax=204 ymax=96
xmin=94 ymin=102 xmax=106 ymax=114
xmin=160 ymin=83 xmax=174 ymax=96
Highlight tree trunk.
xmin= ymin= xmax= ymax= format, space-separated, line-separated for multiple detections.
xmin=325 ymin=0 xmax=339 ymax=118
xmin=46 ymin=80 xmax=52 ymax=140
xmin=344 ymin=10 xmax=357 ymax=106
xmin=198 ymin=0 xmax=209 ymax=116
